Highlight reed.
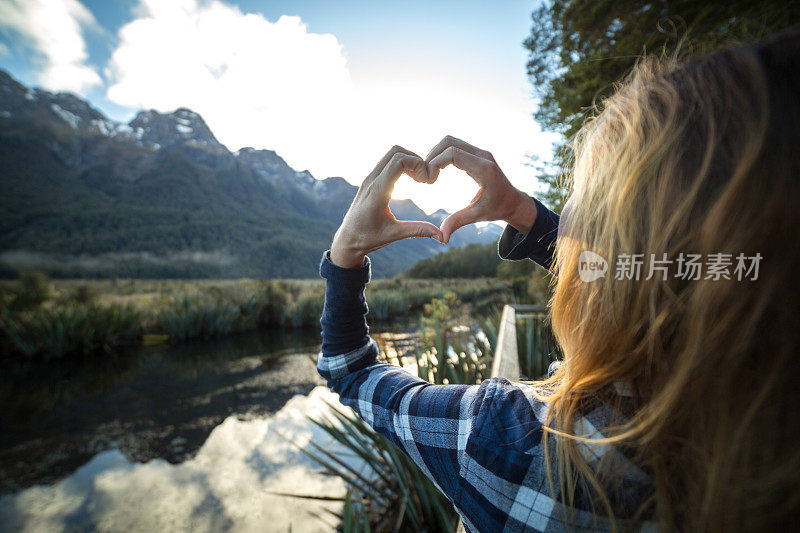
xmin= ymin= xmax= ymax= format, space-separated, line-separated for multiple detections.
xmin=515 ymin=312 xmax=562 ymax=380
xmin=154 ymin=295 xmax=242 ymax=341
xmin=289 ymin=292 xmax=325 ymax=328
xmin=0 ymin=303 xmax=141 ymax=359
xmin=0 ymin=274 xmax=514 ymax=359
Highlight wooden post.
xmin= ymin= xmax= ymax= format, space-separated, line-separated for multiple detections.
xmin=490 ymin=304 xmax=521 ymax=380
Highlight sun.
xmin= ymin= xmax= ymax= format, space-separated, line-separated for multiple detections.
xmin=391 ymin=166 xmax=481 ymax=215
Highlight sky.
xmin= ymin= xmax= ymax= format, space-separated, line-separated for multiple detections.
xmin=0 ymin=0 xmax=558 ymax=215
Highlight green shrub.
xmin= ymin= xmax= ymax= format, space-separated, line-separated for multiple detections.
xmin=0 ymin=303 xmax=141 ymax=359
xmin=300 ymin=401 xmax=460 ymax=533
xmin=289 ymin=293 xmax=324 ymax=328
xmin=155 ymin=295 xmax=241 ymax=342
xmin=368 ymin=290 xmax=409 ymax=321
xmin=11 ymin=271 xmax=52 ymax=309
xmin=256 ymin=280 xmax=290 ymax=327
xmin=516 ymin=312 xmax=562 ymax=380
xmin=71 ymin=285 xmax=97 ymax=304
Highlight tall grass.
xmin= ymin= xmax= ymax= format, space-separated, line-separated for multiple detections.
xmin=516 ymin=311 xmax=562 ymax=380
xmin=284 ymin=293 xmax=319 ymax=328
xmin=413 ymin=292 xmax=491 ymax=385
xmin=0 ymin=303 xmax=141 ymax=359
xmin=154 ymin=295 xmax=242 ymax=342
xmin=0 ymin=274 xmax=513 ymax=360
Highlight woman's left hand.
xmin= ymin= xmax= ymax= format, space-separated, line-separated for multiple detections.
xmin=329 ymin=145 xmax=444 ymax=268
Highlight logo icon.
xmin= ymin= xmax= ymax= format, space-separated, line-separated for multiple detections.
xmin=578 ymin=250 xmax=608 ymax=282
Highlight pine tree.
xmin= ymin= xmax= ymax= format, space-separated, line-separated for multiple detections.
xmin=525 ymin=0 xmax=800 ymax=211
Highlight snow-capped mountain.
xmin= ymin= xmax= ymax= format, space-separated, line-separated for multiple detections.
xmin=0 ymin=70 xmax=502 ymax=278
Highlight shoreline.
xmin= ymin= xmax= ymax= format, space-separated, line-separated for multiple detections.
xmin=1 ymin=276 xmax=512 ymax=361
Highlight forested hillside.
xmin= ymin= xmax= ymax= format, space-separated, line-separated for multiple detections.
xmin=404 ymin=241 xmax=545 ymax=280
xmin=0 ymin=71 xmax=501 ymax=278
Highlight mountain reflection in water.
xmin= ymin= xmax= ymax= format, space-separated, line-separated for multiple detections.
xmin=0 ymin=325 xmax=418 ymax=532
xmin=1 ymin=386 xmax=346 ymax=532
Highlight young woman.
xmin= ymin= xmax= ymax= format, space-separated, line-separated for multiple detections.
xmin=317 ymin=30 xmax=800 ymax=532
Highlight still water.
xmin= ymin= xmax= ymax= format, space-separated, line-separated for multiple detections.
xmin=0 ymin=325 xmax=417 ymax=532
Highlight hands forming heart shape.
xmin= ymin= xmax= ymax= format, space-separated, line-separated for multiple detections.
xmin=330 ymin=136 xmax=539 ymax=269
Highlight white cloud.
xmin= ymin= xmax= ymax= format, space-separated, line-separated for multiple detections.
xmin=105 ymin=0 xmax=557 ymax=215
xmin=0 ymin=0 xmax=101 ymax=94
xmin=106 ymin=0 xmax=355 ymax=174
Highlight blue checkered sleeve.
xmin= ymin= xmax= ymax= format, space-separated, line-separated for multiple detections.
xmin=317 ymin=239 xmax=654 ymax=531
xmin=317 ymin=251 xmax=564 ymax=531
xmin=317 ymin=339 xmax=481 ymax=503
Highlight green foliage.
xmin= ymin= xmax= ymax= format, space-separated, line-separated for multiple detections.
xmin=366 ymin=278 xmax=512 ymax=323
xmin=300 ymin=401 xmax=459 ymax=533
xmin=496 ymin=258 xmax=537 ymax=279
xmin=70 ymin=284 xmax=97 ymax=304
xmin=0 ymin=303 xmax=141 ymax=359
xmin=420 ymin=292 xmax=458 ymax=332
xmin=222 ymin=280 xmax=297 ymax=331
xmin=525 ymin=0 xmax=800 ymax=209
xmin=404 ymin=245 xmax=553 ymax=305
xmin=289 ymin=293 xmax=325 ymax=328
xmin=404 ymin=243 xmax=500 ymax=279
xmin=0 ymin=277 xmax=512 ymax=360
xmin=155 ymin=295 xmax=242 ymax=342
xmin=10 ymin=271 xmax=52 ymax=309
xmin=417 ymin=291 xmax=491 ymax=386
xmin=516 ymin=311 xmax=562 ymax=380
xmin=368 ymin=290 xmax=410 ymax=321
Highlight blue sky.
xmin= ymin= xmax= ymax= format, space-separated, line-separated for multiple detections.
xmin=0 ymin=0 xmax=556 ymax=214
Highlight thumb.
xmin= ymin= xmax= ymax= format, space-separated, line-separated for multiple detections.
xmin=392 ymin=220 xmax=444 ymax=242
xmin=440 ymin=206 xmax=481 ymax=244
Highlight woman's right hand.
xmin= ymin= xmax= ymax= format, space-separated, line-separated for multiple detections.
xmin=425 ymin=136 xmax=538 ymax=244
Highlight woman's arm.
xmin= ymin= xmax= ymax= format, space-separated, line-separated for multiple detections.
xmin=318 ymin=143 xmax=552 ymax=507
xmin=318 ymin=249 xmax=482 ymax=501
xmin=318 ymin=250 xmax=548 ymax=515
xmin=497 ymin=197 xmax=559 ymax=271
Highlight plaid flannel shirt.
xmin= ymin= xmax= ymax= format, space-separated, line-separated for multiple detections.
xmin=318 ymin=199 xmax=656 ymax=532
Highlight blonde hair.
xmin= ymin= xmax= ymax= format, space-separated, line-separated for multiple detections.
xmin=539 ymin=30 xmax=800 ymax=531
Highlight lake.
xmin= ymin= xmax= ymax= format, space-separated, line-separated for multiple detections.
xmin=0 ymin=324 xmax=419 ymax=532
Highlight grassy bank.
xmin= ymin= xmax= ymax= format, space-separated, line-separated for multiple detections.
xmin=0 ymin=273 xmax=515 ymax=360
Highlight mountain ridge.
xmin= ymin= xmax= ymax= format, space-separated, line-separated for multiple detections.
xmin=0 ymin=70 xmax=502 ymax=278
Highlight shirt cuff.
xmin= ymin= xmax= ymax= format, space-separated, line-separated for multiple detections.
xmin=319 ymin=250 xmax=372 ymax=285
xmin=497 ymin=197 xmax=559 ymax=270
xmin=319 ymin=250 xmax=372 ymax=357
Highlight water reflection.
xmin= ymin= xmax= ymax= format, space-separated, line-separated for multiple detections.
xmin=0 ymin=323 xmax=419 ymax=532
xmin=0 ymin=386 xmax=348 ymax=532
xmin=0 ymin=329 xmax=329 ymax=496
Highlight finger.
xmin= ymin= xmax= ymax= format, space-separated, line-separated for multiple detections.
xmin=391 ymin=220 xmax=443 ymax=242
xmin=425 ymin=135 xmax=495 ymax=163
xmin=374 ymin=152 xmax=428 ymax=197
xmin=367 ymin=145 xmax=428 ymax=185
xmin=425 ymin=136 xmax=495 ymax=182
xmin=428 ymin=146 xmax=495 ymax=186
xmin=440 ymin=205 xmax=483 ymax=244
